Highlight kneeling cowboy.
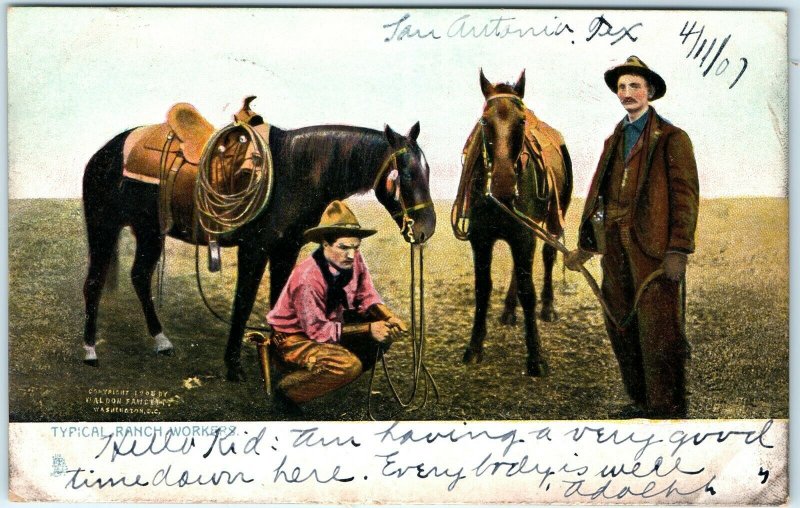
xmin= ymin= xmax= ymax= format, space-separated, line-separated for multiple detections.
xmin=266 ymin=201 xmax=408 ymax=412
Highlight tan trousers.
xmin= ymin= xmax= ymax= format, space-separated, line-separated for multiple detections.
xmin=272 ymin=332 xmax=374 ymax=404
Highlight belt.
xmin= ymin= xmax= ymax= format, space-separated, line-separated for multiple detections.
xmin=271 ymin=331 xmax=290 ymax=344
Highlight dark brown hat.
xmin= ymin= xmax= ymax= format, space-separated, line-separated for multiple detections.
xmin=604 ymin=55 xmax=666 ymax=101
xmin=303 ymin=200 xmax=377 ymax=244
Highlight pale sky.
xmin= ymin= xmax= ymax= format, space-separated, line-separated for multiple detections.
xmin=7 ymin=8 xmax=788 ymax=199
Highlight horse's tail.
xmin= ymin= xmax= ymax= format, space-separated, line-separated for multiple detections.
xmin=83 ymin=129 xmax=134 ymax=292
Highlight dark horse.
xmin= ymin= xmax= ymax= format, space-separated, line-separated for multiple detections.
xmin=82 ymin=113 xmax=436 ymax=381
xmin=457 ymin=70 xmax=572 ymax=376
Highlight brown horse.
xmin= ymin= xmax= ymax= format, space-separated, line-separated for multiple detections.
xmin=82 ymin=101 xmax=436 ymax=382
xmin=453 ymin=70 xmax=572 ymax=376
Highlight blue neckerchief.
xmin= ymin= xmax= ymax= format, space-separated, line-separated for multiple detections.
xmin=622 ymin=108 xmax=650 ymax=160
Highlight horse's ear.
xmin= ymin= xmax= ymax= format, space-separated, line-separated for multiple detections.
xmin=384 ymin=124 xmax=402 ymax=148
xmin=480 ymin=68 xmax=494 ymax=99
xmin=514 ymin=69 xmax=526 ymax=98
xmin=407 ymin=121 xmax=420 ymax=141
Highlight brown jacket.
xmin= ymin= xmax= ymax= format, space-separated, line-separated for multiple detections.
xmin=578 ymin=108 xmax=699 ymax=259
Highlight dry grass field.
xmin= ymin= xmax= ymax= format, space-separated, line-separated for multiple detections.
xmin=8 ymin=197 xmax=788 ymax=422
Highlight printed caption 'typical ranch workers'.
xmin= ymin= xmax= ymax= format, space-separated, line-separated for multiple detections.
xmin=266 ymin=200 xmax=408 ymax=415
xmin=566 ymin=56 xmax=700 ymax=419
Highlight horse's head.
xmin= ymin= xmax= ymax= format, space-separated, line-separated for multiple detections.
xmin=478 ymin=69 xmax=528 ymax=203
xmin=374 ymin=122 xmax=436 ymax=244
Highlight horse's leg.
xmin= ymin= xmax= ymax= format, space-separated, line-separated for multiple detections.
xmin=82 ymin=223 xmax=124 ymax=366
xmin=225 ymin=244 xmax=269 ymax=382
xmin=540 ymin=242 xmax=558 ymax=322
xmin=106 ymin=243 xmax=119 ymax=291
xmin=509 ymin=234 xmax=548 ymax=376
xmin=463 ymin=235 xmax=494 ymax=364
xmin=500 ymin=272 xmax=518 ymax=326
xmin=129 ymin=223 xmax=173 ymax=355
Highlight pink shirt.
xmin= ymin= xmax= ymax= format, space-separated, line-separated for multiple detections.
xmin=266 ymin=251 xmax=383 ymax=343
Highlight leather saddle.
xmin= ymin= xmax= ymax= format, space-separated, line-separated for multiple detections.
xmin=121 ymin=96 xmax=269 ymax=237
xmin=166 ymin=103 xmax=214 ymax=165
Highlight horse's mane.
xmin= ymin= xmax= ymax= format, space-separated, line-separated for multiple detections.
xmin=272 ymin=125 xmax=390 ymax=199
xmin=491 ymin=83 xmax=521 ymax=96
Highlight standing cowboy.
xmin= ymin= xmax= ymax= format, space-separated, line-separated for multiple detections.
xmin=566 ymin=56 xmax=700 ymax=418
xmin=266 ymin=200 xmax=407 ymax=413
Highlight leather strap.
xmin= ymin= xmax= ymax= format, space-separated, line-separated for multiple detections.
xmin=158 ymin=132 xmax=187 ymax=235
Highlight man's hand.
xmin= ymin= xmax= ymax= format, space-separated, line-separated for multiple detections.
xmin=565 ymin=249 xmax=593 ymax=272
xmin=369 ymin=321 xmax=402 ymax=344
xmin=662 ymin=252 xmax=688 ymax=281
xmin=386 ymin=316 xmax=408 ymax=333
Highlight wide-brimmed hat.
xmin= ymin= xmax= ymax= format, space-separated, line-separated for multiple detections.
xmin=603 ymin=55 xmax=666 ymax=101
xmin=303 ymin=200 xmax=377 ymax=244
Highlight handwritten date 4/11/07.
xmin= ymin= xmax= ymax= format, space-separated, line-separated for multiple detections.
xmin=679 ymin=21 xmax=748 ymax=89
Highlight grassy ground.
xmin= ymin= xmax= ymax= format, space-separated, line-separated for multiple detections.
xmin=8 ymin=197 xmax=788 ymax=422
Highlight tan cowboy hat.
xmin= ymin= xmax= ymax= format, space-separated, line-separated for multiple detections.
xmin=603 ymin=55 xmax=666 ymax=101
xmin=303 ymin=200 xmax=377 ymax=244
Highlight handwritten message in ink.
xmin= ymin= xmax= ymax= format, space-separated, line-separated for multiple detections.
xmin=382 ymin=12 xmax=643 ymax=46
xmin=10 ymin=419 xmax=786 ymax=504
xmin=380 ymin=12 xmax=753 ymax=93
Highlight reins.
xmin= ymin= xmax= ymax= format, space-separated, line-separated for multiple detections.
xmin=367 ymin=146 xmax=438 ymax=420
xmin=486 ymin=194 xmax=662 ymax=331
xmin=367 ymin=243 xmax=439 ymax=420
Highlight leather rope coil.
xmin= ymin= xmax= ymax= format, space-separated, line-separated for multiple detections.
xmin=190 ymin=121 xmax=274 ymax=331
xmin=195 ymin=121 xmax=273 ymax=237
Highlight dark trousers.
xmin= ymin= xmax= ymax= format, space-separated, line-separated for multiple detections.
xmin=601 ymin=224 xmax=689 ymax=417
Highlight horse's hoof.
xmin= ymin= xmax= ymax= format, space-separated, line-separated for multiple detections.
xmin=83 ymin=345 xmax=98 ymax=366
xmin=153 ymin=332 xmax=174 ymax=354
xmin=462 ymin=347 xmax=484 ymax=365
xmin=540 ymin=307 xmax=558 ymax=322
xmin=527 ymin=359 xmax=549 ymax=377
xmin=226 ymin=366 xmax=246 ymax=382
xmin=499 ymin=311 xmax=517 ymax=326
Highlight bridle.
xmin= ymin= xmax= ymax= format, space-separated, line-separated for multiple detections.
xmin=367 ymin=144 xmax=439 ymax=419
xmin=478 ymin=93 xmax=528 ymax=197
xmin=372 ymin=145 xmax=434 ymax=244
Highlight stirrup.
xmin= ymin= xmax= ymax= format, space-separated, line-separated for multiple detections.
xmin=208 ymin=239 xmax=221 ymax=272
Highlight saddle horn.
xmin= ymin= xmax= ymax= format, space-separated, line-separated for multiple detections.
xmin=235 ymin=96 xmax=263 ymax=126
